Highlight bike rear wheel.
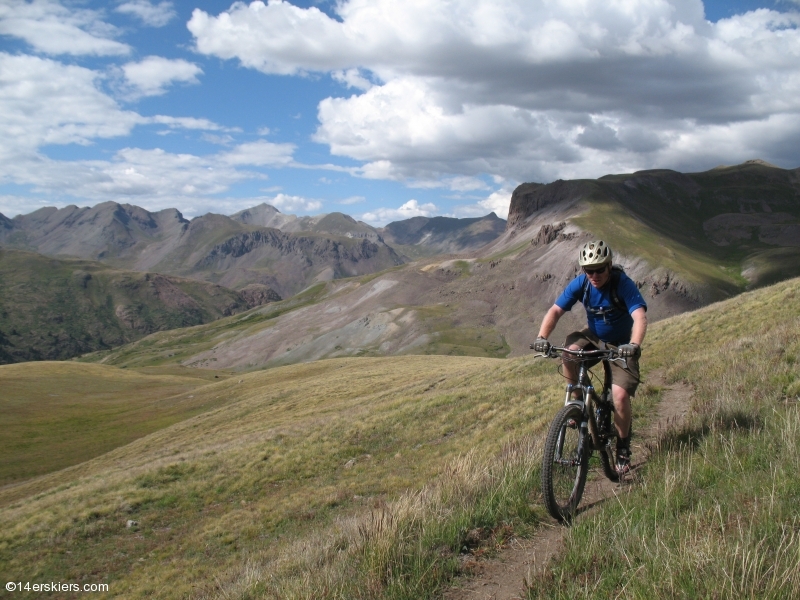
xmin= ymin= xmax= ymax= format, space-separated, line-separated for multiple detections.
xmin=541 ymin=404 xmax=589 ymax=522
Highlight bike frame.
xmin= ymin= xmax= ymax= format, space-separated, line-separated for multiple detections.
xmin=538 ymin=346 xmax=627 ymax=451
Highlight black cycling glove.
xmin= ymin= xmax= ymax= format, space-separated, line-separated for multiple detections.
xmin=532 ymin=337 xmax=551 ymax=353
xmin=618 ymin=343 xmax=641 ymax=358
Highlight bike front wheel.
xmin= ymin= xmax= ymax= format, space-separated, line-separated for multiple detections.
xmin=541 ymin=404 xmax=589 ymax=522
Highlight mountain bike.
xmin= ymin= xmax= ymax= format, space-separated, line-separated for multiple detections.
xmin=531 ymin=345 xmax=629 ymax=522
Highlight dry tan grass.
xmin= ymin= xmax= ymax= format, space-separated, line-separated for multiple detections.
xmin=0 ymin=354 xmax=562 ymax=598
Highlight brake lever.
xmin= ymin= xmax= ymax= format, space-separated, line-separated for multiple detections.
xmin=608 ymin=356 xmax=629 ymax=369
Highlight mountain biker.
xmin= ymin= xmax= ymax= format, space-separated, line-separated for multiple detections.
xmin=532 ymin=240 xmax=648 ymax=474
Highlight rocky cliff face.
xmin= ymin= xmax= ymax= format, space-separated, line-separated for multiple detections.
xmin=507 ymin=162 xmax=800 ymax=238
xmin=198 ymin=229 xmax=386 ymax=265
xmin=506 ymin=180 xmax=590 ymax=230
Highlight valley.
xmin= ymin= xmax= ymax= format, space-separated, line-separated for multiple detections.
xmin=0 ymin=249 xmax=269 ymax=363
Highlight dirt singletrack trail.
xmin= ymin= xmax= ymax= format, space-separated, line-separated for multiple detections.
xmin=443 ymin=371 xmax=693 ymax=600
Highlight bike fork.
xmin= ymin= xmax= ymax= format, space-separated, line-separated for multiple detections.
xmin=576 ymin=419 xmax=589 ymax=459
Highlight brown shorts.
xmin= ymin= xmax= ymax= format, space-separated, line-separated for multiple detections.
xmin=563 ymin=329 xmax=641 ymax=396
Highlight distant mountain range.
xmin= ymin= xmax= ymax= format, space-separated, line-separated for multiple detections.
xmin=3 ymin=159 xmax=799 ymax=368
xmin=0 ymin=204 xmax=506 ymax=363
xmin=0 ymin=203 xmax=505 ymax=298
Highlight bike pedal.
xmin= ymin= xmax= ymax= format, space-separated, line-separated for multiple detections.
xmin=615 ymin=448 xmax=632 ymax=475
xmin=566 ymin=418 xmax=579 ymax=429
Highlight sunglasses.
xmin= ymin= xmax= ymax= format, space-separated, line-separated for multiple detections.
xmin=583 ymin=265 xmax=608 ymax=275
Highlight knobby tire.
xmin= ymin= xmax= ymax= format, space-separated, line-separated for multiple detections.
xmin=541 ymin=404 xmax=589 ymax=522
xmin=588 ymin=397 xmax=620 ymax=483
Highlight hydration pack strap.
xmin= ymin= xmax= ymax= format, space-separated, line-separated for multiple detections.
xmin=582 ymin=266 xmax=626 ymax=313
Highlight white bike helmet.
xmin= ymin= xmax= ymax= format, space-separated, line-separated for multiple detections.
xmin=579 ymin=240 xmax=612 ymax=268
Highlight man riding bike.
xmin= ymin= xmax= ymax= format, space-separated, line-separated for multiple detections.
xmin=532 ymin=240 xmax=647 ymax=474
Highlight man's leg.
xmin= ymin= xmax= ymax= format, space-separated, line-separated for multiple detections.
xmin=562 ymin=330 xmax=596 ymax=400
xmin=611 ymin=383 xmax=632 ymax=438
xmin=562 ymin=343 xmax=582 ymax=397
xmin=612 ymin=383 xmax=632 ymax=473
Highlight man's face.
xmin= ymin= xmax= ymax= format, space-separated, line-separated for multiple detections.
xmin=584 ymin=263 xmax=611 ymax=288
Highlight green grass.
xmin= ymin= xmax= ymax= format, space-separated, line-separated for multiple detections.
xmin=0 ymin=362 xmax=233 ymax=491
xmin=357 ymin=264 xmax=409 ymax=286
xmin=413 ymin=305 xmax=511 ymax=358
xmin=0 ymin=354 xmax=566 ymax=598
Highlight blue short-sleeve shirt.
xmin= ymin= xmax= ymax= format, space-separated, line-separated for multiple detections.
xmin=555 ymin=271 xmax=647 ymax=345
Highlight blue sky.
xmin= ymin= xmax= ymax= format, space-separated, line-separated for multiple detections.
xmin=1 ymin=1 xmax=799 ymax=224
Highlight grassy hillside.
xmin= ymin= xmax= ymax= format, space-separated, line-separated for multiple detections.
xmin=0 ymin=363 xmax=232 ymax=489
xmin=1 ymin=277 xmax=798 ymax=598
xmin=0 ymin=249 xmax=253 ymax=364
xmin=80 ymin=271 xmax=510 ymax=371
xmin=0 ymin=354 xmax=574 ymax=598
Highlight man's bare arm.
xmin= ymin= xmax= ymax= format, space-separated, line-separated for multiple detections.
xmin=537 ymin=304 xmax=566 ymax=339
xmin=630 ymin=307 xmax=647 ymax=346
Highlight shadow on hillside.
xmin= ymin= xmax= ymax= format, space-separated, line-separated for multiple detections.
xmin=647 ymin=409 xmax=761 ymax=455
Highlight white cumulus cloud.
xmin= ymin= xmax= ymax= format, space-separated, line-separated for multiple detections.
xmin=477 ymin=188 xmax=512 ymax=219
xmin=360 ymin=199 xmax=438 ymax=225
xmin=120 ymin=56 xmax=202 ymax=98
xmin=0 ymin=52 xmax=141 ymax=158
xmin=450 ymin=188 xmax=513 ymax=219
xmin=115 ymin=1 xmax=176 ymax=27
xmin=332 ymin=68 xmax=373 ymax=90
xmin=0 ymin=0 xmax=130 ymax=56
xmin=189 ymin=0 xmax=800 ymax=186
xmin=268 ymin=193 xmax=323 ymax=213
xmin=221 ymin=140 xmax=297 ymax=167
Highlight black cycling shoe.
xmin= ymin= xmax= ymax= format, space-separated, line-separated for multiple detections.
xmin=615 ymin=447 xmax=632 ymax=474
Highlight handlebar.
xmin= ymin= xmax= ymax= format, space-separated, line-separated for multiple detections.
xmin=529 ymin=344 xmax=628 ymax=366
